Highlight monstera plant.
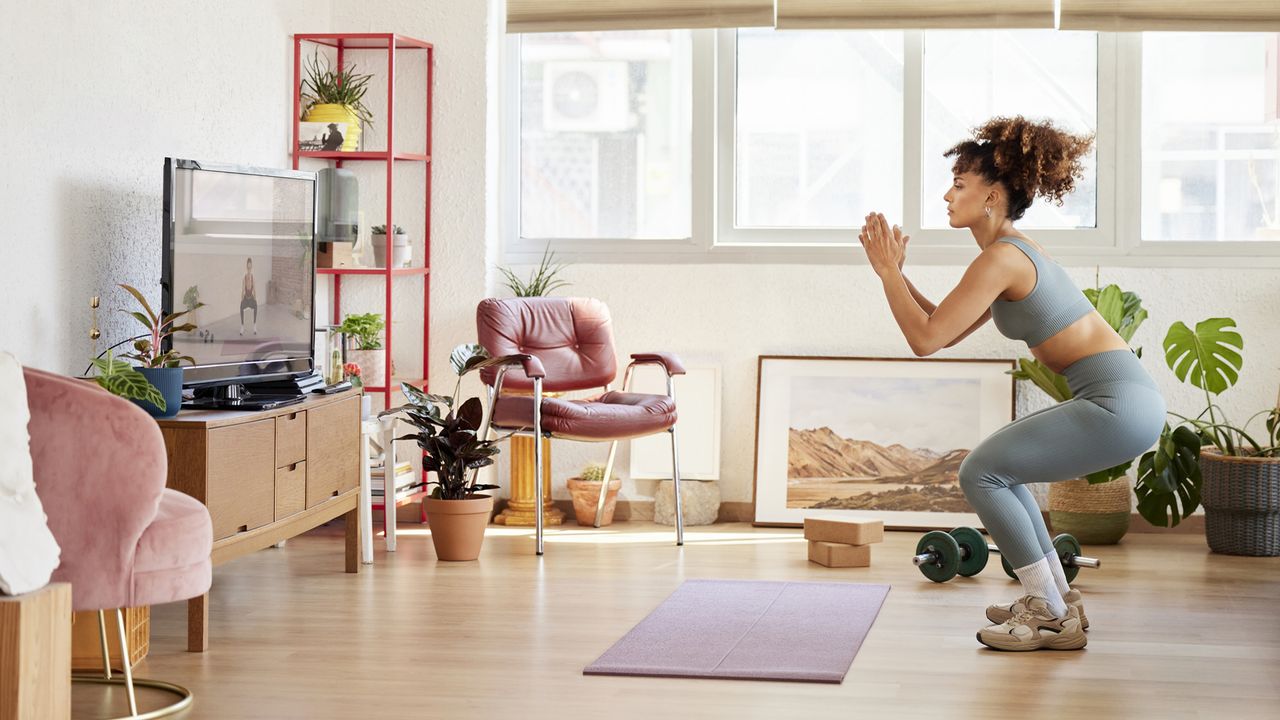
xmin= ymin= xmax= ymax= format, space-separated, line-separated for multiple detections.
xmin=1138 ymin=317 xmax=1279 ymax=543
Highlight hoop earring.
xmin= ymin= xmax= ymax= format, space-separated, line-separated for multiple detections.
xmin=984 ymin=206 xmax=992 ymax=218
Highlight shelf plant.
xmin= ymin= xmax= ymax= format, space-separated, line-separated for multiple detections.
xmin=300 ymin=50 xmax=375 ymax=152
xmin=339 ymin=312 xmax=386 ymax=388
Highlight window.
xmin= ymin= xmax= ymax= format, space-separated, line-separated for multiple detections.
xmin=1141 ymin=33 xmax=1280 ymax=243
xmin=517 ymin=31 xmax=693 ymax=241
xmin=921 ymin=30 xmax=1098 ymax=230
xmin=735 ymin=29 xmax=904 ymax=230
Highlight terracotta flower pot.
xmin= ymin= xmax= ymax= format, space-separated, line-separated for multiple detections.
xmin=567 ymin=477 xmax=621 ymax=526
xmin=423 ymin=494 xmax=494 ymax=561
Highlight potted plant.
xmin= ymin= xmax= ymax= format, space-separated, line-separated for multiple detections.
xmin=116 ymin=283 xmax=203 ymax=417
xmin=1138 ymin=317 xmax=1280 ymax=556
xmin=381 ymin=344 xmax=524 ymax=560
xmin=300 ymin=50 xmax=374 ymax=152
xmin=566 ymin=462 xmax=622 ymax=526
xmin=1008 ymin=282 xmax=1148 ymax=544
xmin=89 ymin=351 xmax=166 ymax=411
xmin=497 ymin=243 xmax=571 ymax=296
xmin=370 ymin=224 xmax=411 ymax=269
xmin=338 ymin=312 xmax=385 ymax=388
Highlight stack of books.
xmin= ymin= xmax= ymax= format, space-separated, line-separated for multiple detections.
xmin=370 ymin=460 xmax=421 ymax=500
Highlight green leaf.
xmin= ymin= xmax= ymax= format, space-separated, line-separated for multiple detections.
xmin=118 ymin=284 xmax=158 ymax=326
xmin=95 ymin=370 xmax=166 ymax=411
xmin=1134 ymin=424 xmax=1202 ymax=526
xmin=1084 ymin=459 xmax=1132 ymax=484
xmin=450 ymin=343 xmax=489 ymax=376
xmin=1007 ymin=358 xmax=1072 ymax=403
xmin=1163 ymin=318 xmax=1243 ymax=395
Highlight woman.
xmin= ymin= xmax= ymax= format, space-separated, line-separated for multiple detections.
xmin=240 ymin=257 xmax=257 ymax=336
xmin=859 ymin=116 xmax=1165 ymax=652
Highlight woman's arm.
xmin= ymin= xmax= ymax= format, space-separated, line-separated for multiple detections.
xmin=861 ymin=213 xmax=1008 ymax=356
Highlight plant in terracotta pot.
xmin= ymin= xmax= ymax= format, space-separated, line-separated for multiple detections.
xmin=381 ymin=344 xmax=525 ymax=560
xmin=115 ymin=283 xmax=203 ymax=417
xmin=1139 ymin=317 xmax=1280 ymax=555
xmin=567 ymin=462 xmax=622 ymax=527
xmin=338 ymin=312 xmax=385 ymax=389
xmin=300 ymin=50 xmax=374 ymax=152
xmin=1008 ymin=282 xmax=1148 ymax=544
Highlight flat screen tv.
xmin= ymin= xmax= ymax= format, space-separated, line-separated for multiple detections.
xmin=161 ymin=158 xmax=317 ymax=394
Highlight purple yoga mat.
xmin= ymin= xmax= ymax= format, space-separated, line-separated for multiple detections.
xmin=584 ymin=579 xmax=890 ymax=683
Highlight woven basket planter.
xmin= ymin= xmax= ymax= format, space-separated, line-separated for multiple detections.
xmin=1201 ymin=448 xmax=1280 ymax=556
xmin=1048 ymin=478 xmax=1132 ymax=545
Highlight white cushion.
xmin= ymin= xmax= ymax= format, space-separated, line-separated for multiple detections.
xmin=0 ymin=352 xmax=61 ymax=596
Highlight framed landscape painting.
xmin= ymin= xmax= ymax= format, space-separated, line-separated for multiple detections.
xmin=752 ymin=356 xmax=1016 ymax=529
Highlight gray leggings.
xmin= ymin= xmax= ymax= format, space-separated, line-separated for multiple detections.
xmin=958 ymin=350 xmax=1166 ymax=569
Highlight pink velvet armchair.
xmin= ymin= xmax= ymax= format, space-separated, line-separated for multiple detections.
xmin=476 ymin=297 xmax=687 ymax=555
xmin=25 ymin=366 xmax=212 ymax=718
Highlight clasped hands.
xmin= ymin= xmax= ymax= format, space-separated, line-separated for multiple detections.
xmin=858 ymin=212 xmax=909 ymax=277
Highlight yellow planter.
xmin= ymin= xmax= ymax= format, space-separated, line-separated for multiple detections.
xmin=302 ymin=103 xmax=362 ymax=152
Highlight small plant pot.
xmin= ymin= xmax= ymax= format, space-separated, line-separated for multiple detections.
xmin=302 ymin=103 xmax=362 ymax=151
xmin=371 ymin=232 xmax=410 ymax=268
xmin=423 ymin=494 xmax=494 ymax=561
xmin=567 ymin=477 xmax=622 ymax=526
xmin=346 ymin=348 xmax=385 ymax=389
xmin=134 ymin=367 xmax=183 ymax=418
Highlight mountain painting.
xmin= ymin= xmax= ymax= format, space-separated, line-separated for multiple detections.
xmin=785 ymin=375 xmax=982 ymax=513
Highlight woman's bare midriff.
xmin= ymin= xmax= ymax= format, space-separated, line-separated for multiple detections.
xmin=1029 ymin=312 xmax=1131 ymax=374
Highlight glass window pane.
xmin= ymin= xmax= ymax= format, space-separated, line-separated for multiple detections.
xmin=520 ymin=31 xmax=692 ymax=240
xmin=735 ymin=29 xmax=905 ymax=230
xmin=1142 ymin=33 xmax=1280 ymax=242
xmin=921 ymin=30 xmax=1098 ymax=230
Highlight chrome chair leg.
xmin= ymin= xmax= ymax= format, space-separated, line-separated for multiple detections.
xmin=671 ymin=426 xmax=684 ymax=546
xmin=667 ymin=374 xmax=683 ymax=546
xmin=74 ymin=608 xmax=195 ymax=719
xmin=594 ymin=440 xmax=619 ymax=527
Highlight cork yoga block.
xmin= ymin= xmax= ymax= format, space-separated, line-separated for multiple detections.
xmin=808 ymin=541 xmax=872 ymax=568
xmin=803 ymin=517 xmax=884 ymax=546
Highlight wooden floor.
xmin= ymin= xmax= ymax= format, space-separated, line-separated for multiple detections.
xmin=77 ymin=522 xmax=1280 ymax=719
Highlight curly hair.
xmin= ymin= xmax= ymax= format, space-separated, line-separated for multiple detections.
xmin=943 ymin=116 xmax=1095 ymax=222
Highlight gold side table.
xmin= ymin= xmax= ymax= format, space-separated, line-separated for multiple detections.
xmin=493 ymin=434 xmax=563 ymax=526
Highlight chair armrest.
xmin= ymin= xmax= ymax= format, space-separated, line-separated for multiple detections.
xmin=491 ymin=353 xmax=546 ymax=379
xmin=630 ymin=352 xmax=687 ymax=376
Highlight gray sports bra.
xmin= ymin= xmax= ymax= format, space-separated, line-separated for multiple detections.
xmin=989 ymin=237 xmax=1093 ymax=347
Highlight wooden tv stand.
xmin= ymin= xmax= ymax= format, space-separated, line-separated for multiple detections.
xmin=156 ymin=389 xmax=362 ymax=652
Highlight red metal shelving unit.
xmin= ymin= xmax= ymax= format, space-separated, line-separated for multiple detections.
xmin=292 ymin=33 xmax=434 ymax=514
xmin=291 ymin=32 xmax=434 ymax=410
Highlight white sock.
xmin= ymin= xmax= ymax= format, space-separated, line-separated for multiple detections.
xmin=1013 ymin=558 xmax=1068 ymax=617
xmin=1046 ymin=550 xmax=1071 ymax=596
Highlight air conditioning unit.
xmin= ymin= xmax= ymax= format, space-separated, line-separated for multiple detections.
xmin=542 ymin=61 xmax=630 ymax=133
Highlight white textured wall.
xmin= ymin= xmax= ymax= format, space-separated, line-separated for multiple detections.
xmin=0 ymin=0 xmax=332 ymax=372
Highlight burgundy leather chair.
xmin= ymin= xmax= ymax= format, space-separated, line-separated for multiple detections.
xmin=476 ymin=297 xmax=687 ymax=555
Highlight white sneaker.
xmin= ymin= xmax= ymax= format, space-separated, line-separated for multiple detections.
xmin=987 ymin=587 xmax=1088 ymax=629
xmin=977 ymin=596 xmax=1087 ymax=652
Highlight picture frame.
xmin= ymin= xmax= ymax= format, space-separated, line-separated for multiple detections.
xmin=752 ymin=355 xmax=1016 ymax=529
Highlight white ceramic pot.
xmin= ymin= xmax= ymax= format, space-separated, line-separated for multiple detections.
xmin=372 ymin=232 xmax=411 ymax=268
xmin=347 ymin=348 xmax=386 ymax=389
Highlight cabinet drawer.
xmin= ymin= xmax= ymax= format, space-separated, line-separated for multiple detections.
xmin=305 ymin=396 xmax=360 ymax=508
xmin=275 ymin=461 xmax=306 ymax=520
xmin=275 ymin=410 xmax=307 ymax=468
xmin=207 ymin=419 xmax=275 ymax=540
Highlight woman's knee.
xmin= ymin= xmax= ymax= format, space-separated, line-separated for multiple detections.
xmin=958 ymin=452 xmax=998 ymax=495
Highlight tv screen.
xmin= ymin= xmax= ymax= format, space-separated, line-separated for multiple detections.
xmin=162 ymin=158 xmax=316 ymax=388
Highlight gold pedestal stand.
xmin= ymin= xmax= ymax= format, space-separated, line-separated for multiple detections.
xmin=493 ymin=434 xmax=563 ymax=526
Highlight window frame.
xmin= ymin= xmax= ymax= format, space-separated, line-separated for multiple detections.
xmin=499 ymin=29 xmax=1280 ymax=267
